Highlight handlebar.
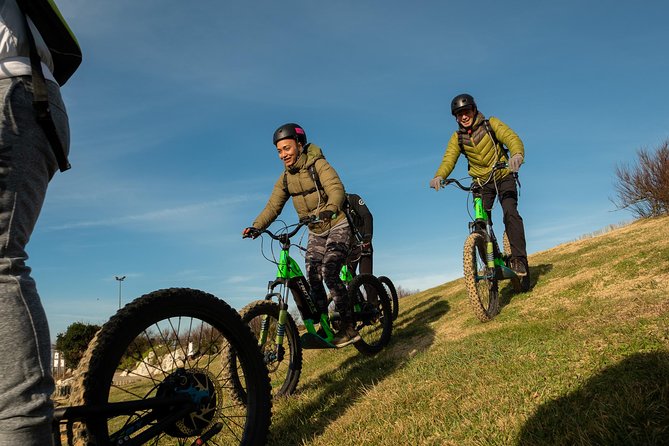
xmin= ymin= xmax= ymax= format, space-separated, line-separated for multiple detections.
xmin=440 ymin=161 xmax=508 ymax=191
xmin=246 ymin=216 xmax=318 ymax=242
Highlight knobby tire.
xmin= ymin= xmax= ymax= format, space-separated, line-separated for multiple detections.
xmin=463 ymin=232 xmax=500 ymax=322
xmin=231 ymin=300 xmax=302 ymax=399
xmin=349 ymin=273 xmax=393 ymax=355
xmin=69 ymin=288 xmax=271 ymax=446
xmin=378 ymin=275 xmax=399 ymax=321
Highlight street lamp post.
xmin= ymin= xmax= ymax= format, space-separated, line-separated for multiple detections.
xmin=115 ymin=275 xmax=126 ymax=309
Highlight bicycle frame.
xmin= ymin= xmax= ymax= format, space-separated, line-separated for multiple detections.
xmin=257 ymin=221 xmax=336 ymax=349
xmin=445 ymin=163 xmax=517 ymax=282
xmin=53 ymin=377 xmax=222 ymax=446
xmin=470 ymin=192 xmax=506 ymax=272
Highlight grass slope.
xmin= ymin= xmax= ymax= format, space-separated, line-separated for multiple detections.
xmin=268 ymin=216 xmax=669 ymax=445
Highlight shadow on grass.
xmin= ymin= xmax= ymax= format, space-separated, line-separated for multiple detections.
xmin=269 ymin=297 xmax=451 ymax=444
xmin=500 ymin=263 xmax=553 ymax=307
xmin=517 ymin=351 xmax=669 ymax=446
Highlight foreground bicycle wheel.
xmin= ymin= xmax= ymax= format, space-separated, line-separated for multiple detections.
xmin=349 ymin=273 xmax=393 ymax=355
xmin=231 ymin=300 xmax=302 ymax=399
xmin=463 ymin=232 xmax=499 ymax=322
xmin=72 ymin=288 xmax=271 ymax=445
xmin=378 ymin=275 xmax=399 ymax=321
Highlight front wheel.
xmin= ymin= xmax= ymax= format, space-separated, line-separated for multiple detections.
xmin=71 ymin=288 xmax=272 ymax=446
xmin=349 ymin=273 xmax=393 ymax=355
xmin=234 ymin=300 xmax=302 ymax=398
xmin=378 ymin=276 xmax=399 ymax=321
xmin=463 ymin=232 xmax=499 ymax=322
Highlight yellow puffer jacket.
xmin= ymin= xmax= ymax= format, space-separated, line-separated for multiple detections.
xmin=435 ymin=113 xmax=524 ymax=183
xmin=252 ymin=143 xmax=346 ymax=234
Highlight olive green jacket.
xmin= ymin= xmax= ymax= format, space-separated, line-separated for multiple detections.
xmin=252 ymin=144 xmax=346 ymax=234
xmin=435 ymin=113 xmax=524 ymax=183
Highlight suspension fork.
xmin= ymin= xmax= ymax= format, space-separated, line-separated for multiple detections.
xmin=473 ymin=195 xmax=495 ymax=269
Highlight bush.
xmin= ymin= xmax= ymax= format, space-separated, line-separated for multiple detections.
xmin=55 ymin=322 xmax=101 ymax=369
xmin=396 ymin=285 xmax=419 ymax=299
xmin=613 ymin=141 xmax=669 ymax=218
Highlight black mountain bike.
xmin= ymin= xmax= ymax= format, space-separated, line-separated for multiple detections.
xmin=441 ymin=163 xmax=530 ymax=322
xmin=54 ymin=288 xmax=272 ymax=445
xmin=231 ymin=217 xmax=393 ymax=398
xmin=341 ymin=245 xmax=399 ymax=322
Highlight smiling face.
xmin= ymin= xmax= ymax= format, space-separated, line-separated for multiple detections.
xmin=276 ymin=138 xmax=302 ymax=168
xmin=456 ymin=107 xmax=477 ymax=128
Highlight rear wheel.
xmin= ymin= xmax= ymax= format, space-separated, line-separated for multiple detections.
xmin=463 ymin=232 xmax=499 ymax=322
xmin=378 ymin=276 xmax=399 ymax=321
xmin=71 ymin=288 xmax=271 ymax=446
xmin=349 ymin=274 xmax=392 ymax=355
xmin=232 ymin=300 xmax=302 ymax=398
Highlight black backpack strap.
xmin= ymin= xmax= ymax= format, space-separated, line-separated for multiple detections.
xmin=482 ymin=119 xmax=509 ymax=159
xmin=457 ymin=131 xmax=471 ymax=172
xmin=17 ymin=4 xmax=71 ymax=172
xmin=282 ymin=163 xmax=328 ymax=199
xmin=308 ymin=164 xmax=323 ymax=192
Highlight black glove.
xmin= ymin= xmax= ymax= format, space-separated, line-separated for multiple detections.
xmin=242 ymin=227 xmax=260 ymax=239
xmin=319 ymin=210 xmax=335 ymax=221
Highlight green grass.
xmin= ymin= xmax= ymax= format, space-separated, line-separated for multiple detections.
xmin=267 ymin=216 xmax=669 ymax=445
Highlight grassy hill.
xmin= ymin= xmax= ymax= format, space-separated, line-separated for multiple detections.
xmin=268 ymin=216 xmax=669 ymax=445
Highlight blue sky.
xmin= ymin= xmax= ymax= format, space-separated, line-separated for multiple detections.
xmin=34 ymin=0 xmax=668 ymax=341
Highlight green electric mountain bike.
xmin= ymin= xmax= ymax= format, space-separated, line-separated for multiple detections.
xmin=441 ymin=162 xmax=530 ymax=322
xmin=230 ymin=217 xmax=393 ymax=398
xmin=54 ymin=288 xmax=272 ymax=445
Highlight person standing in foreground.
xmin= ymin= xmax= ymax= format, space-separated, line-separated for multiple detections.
xmin=0 ymin=0 xmax=78 ymax=444
xmin=430 ymin=93 xmax=529 ymax=276
xmin=243 ymin=123 xmax=361 ymax=347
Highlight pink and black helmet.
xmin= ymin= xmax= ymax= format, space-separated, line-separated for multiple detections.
xmin=272 ymin=123 xmax=307 ymax=146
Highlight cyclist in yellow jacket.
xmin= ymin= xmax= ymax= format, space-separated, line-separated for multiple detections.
xmin=430 ymin=94 xmax=528 ymax=276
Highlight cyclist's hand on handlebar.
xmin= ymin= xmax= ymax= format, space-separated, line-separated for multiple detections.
xmin=429 ymin=176 xmax=443 ymax=190
xmin=508 ymin=154 xmax=523 ymax=173
xmin=319 ymin=210 xmax=335 ymax=221
xmin=242 ymin=227 xmax=261 ymax=239
xmin=299 ymin=215 xmax=318 ymax=225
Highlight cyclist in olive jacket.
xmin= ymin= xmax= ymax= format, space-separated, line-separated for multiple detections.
xmin=243 ymin=123 xmax=360 ymax=347
xmin=430 ymin=94 xmax=529 ymax=276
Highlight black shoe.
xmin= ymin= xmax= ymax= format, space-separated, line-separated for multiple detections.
xmin=510 ymin=258 xmax=527 ymax=277
xmin=332 ymin=325 xmax=361 ymax=348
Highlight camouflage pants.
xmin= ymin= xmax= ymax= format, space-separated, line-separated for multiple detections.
xmin=306 ymin=219 xmax=352 ymax=321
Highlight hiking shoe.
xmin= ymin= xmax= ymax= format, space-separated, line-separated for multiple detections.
xmin=510 ymin=258 xmax=527 ymax=277
xmin=332 ymin=325 xmax=361 ymax=348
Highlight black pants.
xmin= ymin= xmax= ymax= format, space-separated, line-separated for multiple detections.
xmin=479 ymin=175 xmax=527 ymax=262
xmin=347 ymin=242 xmax=373 ymax=276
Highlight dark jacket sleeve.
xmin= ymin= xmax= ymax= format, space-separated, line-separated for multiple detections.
xmin=347 ymin=193 xmax=373 ymax=242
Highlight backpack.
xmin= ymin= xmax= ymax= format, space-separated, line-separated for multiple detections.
xmin=344 ymin=193 xmax=372 ymax=243
xmin=17 ymin=0 xmax=82 ymax=85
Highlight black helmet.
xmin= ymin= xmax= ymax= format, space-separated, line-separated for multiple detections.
xmin=451 ymin=94 xmax=477 ymax=116
xmin=272 ymin=123 xmax=307 ymax=146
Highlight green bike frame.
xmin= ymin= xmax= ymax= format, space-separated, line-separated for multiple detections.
xmin=259 ymin=245 xmax=335 ymax=348
xmin=472 ymin=195 xmax=514 ymax=278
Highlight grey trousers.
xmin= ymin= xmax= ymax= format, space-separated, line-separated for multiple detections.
xmin=0 ymin=76 xmax=69 ymax=446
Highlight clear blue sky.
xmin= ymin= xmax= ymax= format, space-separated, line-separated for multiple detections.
xmin=34 ymin=0 xmax=668 ymax=341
